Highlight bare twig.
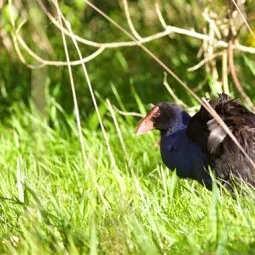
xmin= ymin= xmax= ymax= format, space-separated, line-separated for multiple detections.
xmin=16 ymin=34 xmax=105 ymax=67
xmin=12 ymin=0 xmax=255 ymax=68
xmin=222 ymin=50 xmax=230 ymax=94
xmin=122 ymin=0 xmax=143 ymax=40
xmin=37 ymin=0 xmax=202 ymax=48
xmin=236 ymin=43 xmax=255 ymax=54
xmin=228 ymin=40 xmax=255 ymax=110
xmin=155 ymin=2 xmax=167 ymax=29
xmin=12 ymin=17 xmax=105 ymax=68
xmin=205 ymin=8 xmax=221 ymax=93
xmin=34 ymin=0 xmax=255 ymax=54
xmin=187 ymin=51 xmax=223 ymax=72
xmin=163 ymin=73 xmax=188 ymax=108
xmin=203 ymin=11 xmax=222 ymax=40
xmin=113 ymin=106 xmax=144 ymax=117
xmin=231 ymin=0 xmax=255 ymax=41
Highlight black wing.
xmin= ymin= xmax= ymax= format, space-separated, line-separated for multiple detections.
xmin=187 ymin=93 xmax=231 ymax=154
xmin=187 ymin=93 xmax=255 ymax=186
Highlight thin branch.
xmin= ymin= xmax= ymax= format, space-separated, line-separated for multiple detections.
xmin=202 ymin=11 xmax=222 ymax=40
xmin=156 ymin=1 xmax=255 ymax=55
xmin=12 ymin=19 xmax=44 ymax=69
xmin=222 ymin=50 xmax=229 ymax=94
xmin=236 ymin=42 xmax=255 ymax=54
xmin=155 ymin=2 xmax=167 ymax=28
xmin=12 ymin=0 xmax=255 ymax=68
xmin=187 ymin=51 xmax=223 ymax=72
xmin=163 ymin=73 xmax=188 ymax=108
xmin=36 ymin=0 xmax=176 ymax=48
xmin=157 ymin=3 xmax=222 ymax=76
xmin=16 ymin=33 xmax=105 ymax=67
xmin=35 ymin=0 xmax=255 ymax=54
xmin=122 ymin=0 xmax=143 ymax=40
xmin=12 ymin=17 xmax=105 ymax=68
xmin=228 ymin=40 xmax=255 ymax=110
xmin=113 ymin=106 xmax=144 ymax=117
xmin=231 ymin=0 xmax=255 ymax=41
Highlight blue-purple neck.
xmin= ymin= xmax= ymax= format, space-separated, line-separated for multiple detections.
xmin=160 ymin=110 xmax=191 ymax=136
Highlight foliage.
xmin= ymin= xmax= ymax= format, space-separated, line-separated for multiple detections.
xmin=0 ymin=103 xmax=254 ymax=254
xmin=1 ymin=0 xmax=255 ymax=119
xmin=1 ymin=0 xmax=255 ymax=253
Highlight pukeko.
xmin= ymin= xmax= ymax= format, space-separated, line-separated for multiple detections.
xmin=136 ymin=102 xmax=211 ymax=189
xmin=136 ymin=93 xmax=255 ymax=189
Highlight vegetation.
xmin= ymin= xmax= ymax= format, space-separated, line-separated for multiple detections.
xmin=1 ymin=0 xmax=255 ymax=254
xmin=1 ymin=102 xmax=255 ymax=254
xmin=0 ymin=101 xmax=255 ymax=254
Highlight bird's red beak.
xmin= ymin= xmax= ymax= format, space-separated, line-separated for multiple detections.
xmin=136 ymin=106 xmax=159 ymax=136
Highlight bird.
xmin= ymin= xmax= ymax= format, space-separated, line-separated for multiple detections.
xmin=136 ymin=93 xmax=255 ymax=190
xmin=136 ymin=102 xmax=212 ymax=189
xmin=187 ymin=93 xmax=255 ymax=189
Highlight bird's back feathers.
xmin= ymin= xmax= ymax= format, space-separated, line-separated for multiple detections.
xmin=187 ymin=93 xmax=255 ymax=187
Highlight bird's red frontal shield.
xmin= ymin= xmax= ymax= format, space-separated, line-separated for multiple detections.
xmin=135 ymin=106 xmax=159 ymax=136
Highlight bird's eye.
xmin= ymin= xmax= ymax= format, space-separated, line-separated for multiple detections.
xmin=153 ymin=112 xmax=160 ymax=118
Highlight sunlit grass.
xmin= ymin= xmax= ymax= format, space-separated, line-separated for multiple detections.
xmin=0 ymin=102 xmax=254 ymax=254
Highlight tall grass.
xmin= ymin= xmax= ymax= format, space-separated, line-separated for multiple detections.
xmin=4 ymin=1 xmax=255 ymax=254
xmin=0 ymin=98 xmax=254 ymax=254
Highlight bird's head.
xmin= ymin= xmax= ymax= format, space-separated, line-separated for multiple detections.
xmin=136 ymin=102 xmax=190 ymax=136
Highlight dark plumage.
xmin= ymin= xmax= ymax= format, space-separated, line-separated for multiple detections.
xmin=187 ymin=93 xmax=255 ymax=188
xmin=136 ymin=102 xmax=211 ymax=188
xmin=136 ymin=94 xmax=255 ymax=190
